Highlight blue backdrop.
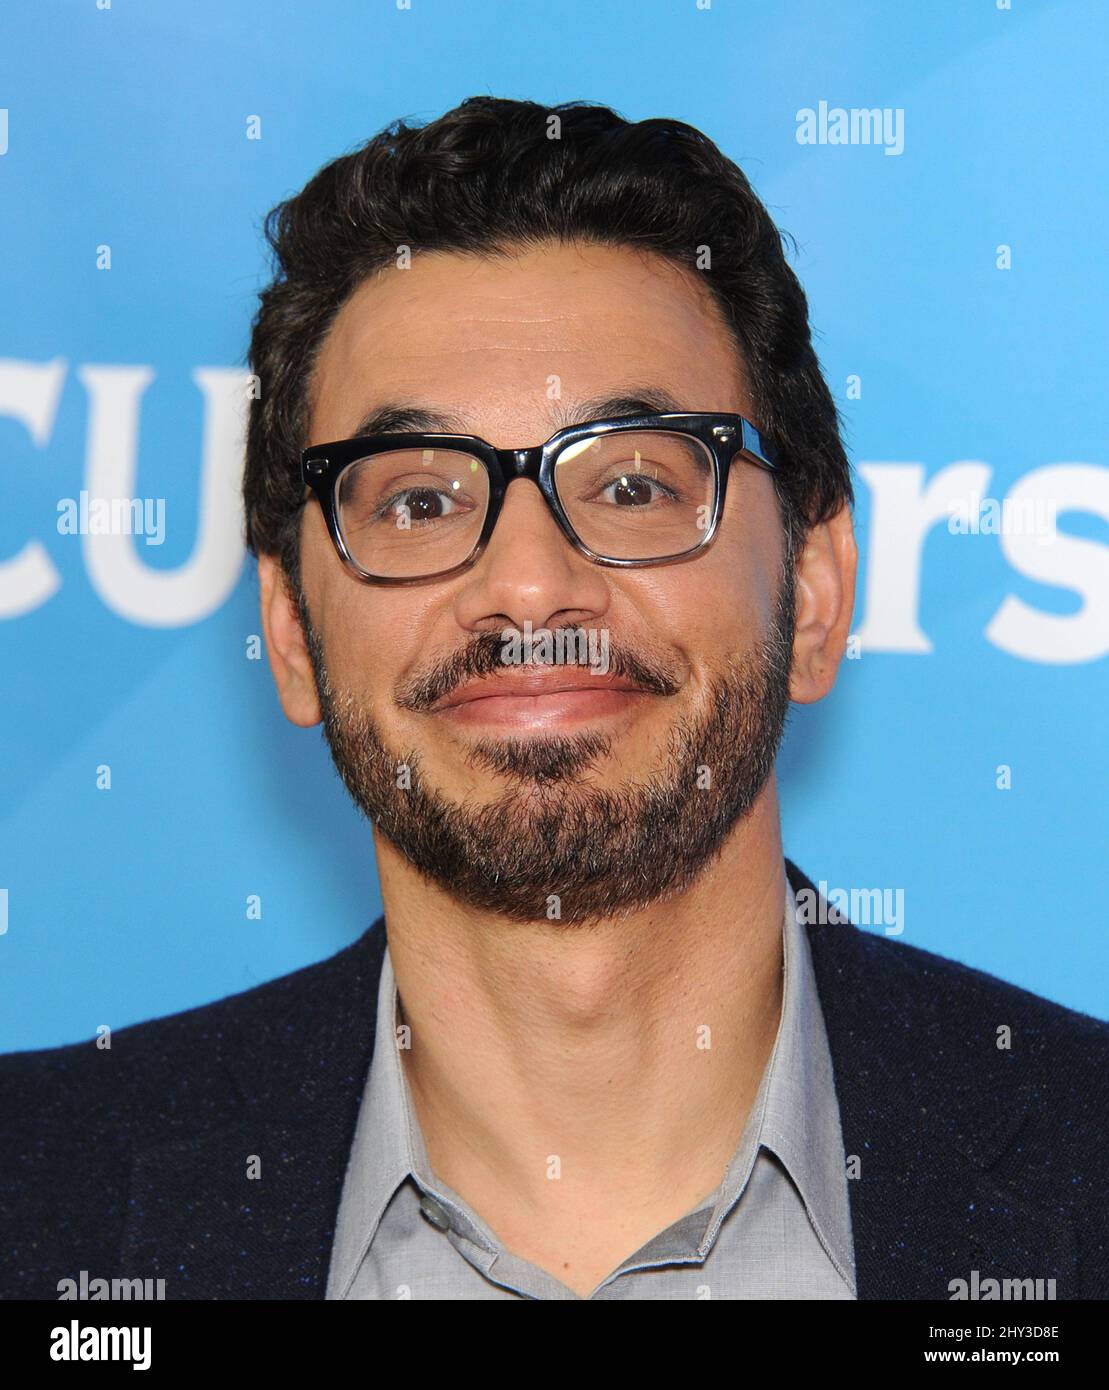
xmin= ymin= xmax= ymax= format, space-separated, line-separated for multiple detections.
xmin=2 ymin=0 xmax=1106 ymax=1050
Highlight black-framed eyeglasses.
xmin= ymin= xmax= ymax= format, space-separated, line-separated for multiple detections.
xmin=298 ymin=411 xmax=780 ymax=585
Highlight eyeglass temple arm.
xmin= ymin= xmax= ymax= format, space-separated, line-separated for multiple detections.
xmin=737 ymin=418 xmax=779 ymax=471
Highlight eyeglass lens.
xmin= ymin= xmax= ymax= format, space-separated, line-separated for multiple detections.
xmin=334 ymin=431 xmax=717 ymax=579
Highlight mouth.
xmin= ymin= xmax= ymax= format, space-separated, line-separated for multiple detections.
xmin=430 ymin=669 xmax=652 ymax=731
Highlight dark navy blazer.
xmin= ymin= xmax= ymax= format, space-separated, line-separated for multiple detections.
xmin=3 ymin=862 xmax=1107 ymax=1299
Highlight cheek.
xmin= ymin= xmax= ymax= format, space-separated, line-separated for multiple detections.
xmin=300 ymin=505 xmax=428 ymax=696
xmin=672 ymin=541 xmax=777 ymax=648
xmin=706 ymin=478 xmax=785 ymax=636
xmin=327 ymin=588 xmax=447 ymax=708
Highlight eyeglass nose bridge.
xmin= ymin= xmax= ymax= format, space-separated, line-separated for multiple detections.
xmin=482 ymin=444 xmax=567 ymax=548
xmin=479 ymin=442 xmax=608 ymax=569
xmin=495 ymin=444 xmax=545 ymax=479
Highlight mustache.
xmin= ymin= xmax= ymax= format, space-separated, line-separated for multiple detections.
xmin=395 ymin=627 xmax=681 ymax=712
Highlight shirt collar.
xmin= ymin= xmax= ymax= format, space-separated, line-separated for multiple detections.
xmin=611 ymin=875 xmax=855 ymax=1289
xmin=326 ymin=870 xmax=855 ymax=1299
xmin=720 ymin=873 xmax=856 ymax=1287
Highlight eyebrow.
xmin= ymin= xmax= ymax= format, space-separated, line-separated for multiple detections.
xmin=346 ymin=386 xmax=690 ymax=441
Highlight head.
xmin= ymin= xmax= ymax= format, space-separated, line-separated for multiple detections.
xmin=245 ymin=97 xmax=856 ymax=926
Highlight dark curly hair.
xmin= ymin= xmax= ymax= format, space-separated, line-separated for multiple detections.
xmin=242 ymin=96 xmax=852 ymax=592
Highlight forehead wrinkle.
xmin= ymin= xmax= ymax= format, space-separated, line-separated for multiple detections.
xmin=348 ymin=385 xmax=690 ymax=440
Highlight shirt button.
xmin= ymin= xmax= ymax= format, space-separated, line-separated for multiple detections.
xmin=419 ymin=1194 xmax=453 ymax=1232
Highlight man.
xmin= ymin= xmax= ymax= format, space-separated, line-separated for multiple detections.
xmin=3 ymin=97 xmax=1107 ymax=1301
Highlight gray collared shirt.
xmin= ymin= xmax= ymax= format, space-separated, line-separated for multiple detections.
xmin=327 ymin=874 xmax=856 ymax=1300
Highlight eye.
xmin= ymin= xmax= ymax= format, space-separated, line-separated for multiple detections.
xmin=596 ymin=471 xmax=681 ymax=507
xmin=376 ymin=486 xmax=469 ymax=525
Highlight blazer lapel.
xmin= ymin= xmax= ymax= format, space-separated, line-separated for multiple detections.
xmin=787 ymin=861 xmax=1079 ymax=1299
xmin=120 ymin=921 xmax=387 ymax=1298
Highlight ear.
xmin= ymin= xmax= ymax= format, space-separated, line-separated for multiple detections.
xmin=258 ymin=553 xmax=322 ymax=728
xmin=789 ymin=503 xmax=858 ymax=704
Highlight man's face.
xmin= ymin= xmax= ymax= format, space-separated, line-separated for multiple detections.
xmin=286 ymin=241 xmax=795 ymax=924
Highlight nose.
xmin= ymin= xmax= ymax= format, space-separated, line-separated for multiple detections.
xmin=450 ymin=476 xmax=611 ymax=635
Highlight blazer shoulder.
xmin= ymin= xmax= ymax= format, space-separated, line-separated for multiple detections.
xmin=0 ymin=920 xmax=386 ymax=1137
xmin=830 ymin=922 xmax=1109 ymax=1051
xmin=787 ymin=856 xmax=1109 ymax=1053
xmin=804 ymin=907 xmax=1109 ymax=1207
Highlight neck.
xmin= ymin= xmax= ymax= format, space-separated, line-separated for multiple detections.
xmin=374 ymin=778 xmax=786 ymax=1292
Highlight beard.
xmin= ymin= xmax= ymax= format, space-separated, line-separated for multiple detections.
xmin=295 ymin=562 xmax=795 ymax=926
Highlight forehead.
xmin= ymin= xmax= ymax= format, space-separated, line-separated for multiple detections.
xmin=307 ymin=241 xmax=752 ymax=445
